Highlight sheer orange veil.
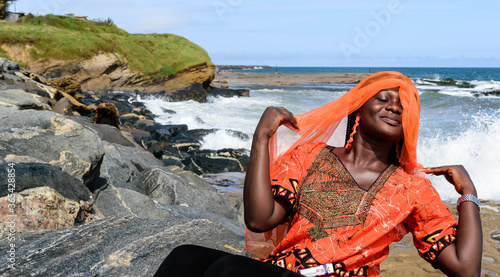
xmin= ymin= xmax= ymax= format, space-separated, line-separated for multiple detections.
xmin=246 ymin=71 xmax=422 ymax=258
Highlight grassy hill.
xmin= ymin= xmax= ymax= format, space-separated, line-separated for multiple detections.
xmin=0 ymin=14 xmax=213 ymax=78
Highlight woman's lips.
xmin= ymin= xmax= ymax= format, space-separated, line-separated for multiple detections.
xmin=381 ymin=116 xmax=401 ymax=126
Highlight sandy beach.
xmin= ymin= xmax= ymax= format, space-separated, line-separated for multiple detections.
xmin=213 ymin=71 xmax=371 ymax=86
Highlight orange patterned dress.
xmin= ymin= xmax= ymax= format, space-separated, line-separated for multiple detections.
xmin=260 ymin=143 xmax=457 ymax=276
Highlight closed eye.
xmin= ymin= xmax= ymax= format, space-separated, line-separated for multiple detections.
xmin=377 ymin=98 xmax=388 ymax=103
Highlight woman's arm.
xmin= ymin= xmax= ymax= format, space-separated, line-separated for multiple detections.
xmin=244 ymin=107 xmax=299 ymax=233
xmin=425 ymin=165 xmax=482 ymax=277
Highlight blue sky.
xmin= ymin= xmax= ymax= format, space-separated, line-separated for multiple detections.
xmin=12 ymin=0 xmax=500 ymax=67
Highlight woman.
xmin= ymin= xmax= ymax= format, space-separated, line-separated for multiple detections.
xmin=155 ymin=71 xmax=482 ymax=277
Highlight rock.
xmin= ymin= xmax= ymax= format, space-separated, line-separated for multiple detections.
xmin=208 ymin=86 xmax=250 ymax=97
xmin=147 ymin=141 xmax=164 ymax=159
xmin=45 ymin=76 xmax=81 ymax=95
xmin=0 ymin=73 xmax=51 ymax=98
xmin=55 ymin=90 xmax=95 ymax=115
xmin=119 ymin=113 xmax=143 ymax=126
xmin=0 ymin=216 xmax=244 ymax=276
xmin=155 ymin=124 xmax=189 ymax=138
xmin=71 ymin=116 xmax=135 ymax=147
xmin=0 ymin=163 xmax=92 ymax=202
xmin=0 ymin=88 xmax=52 ymax=110
xmin=183 ymin=153 xmax=243 ymax=174
xmin=182 ymin=148 xmax=250 ymax=174
xmin=161 ymin=83 xmax=207 ymax=102
xmin=135 ymin=124 xmax=203 ymax=161
xmin=0 ymin=185 xmax=100 ymax=239
xmin=0 ymin=58 xmax=20 ymax=73
xmin=0 ymin=162 xmax=97 ymax=238
xmin=94 ymin=186 xmax=172 ymax=218
xmin=142 ymin=167 xmax=242 ymax=223
xmin=93 ymin=91 xmax=146 ymax=115
xmin=90 ymin=102 xmax=120 ymax=129
xmin=52 ymin=97 xmax=74 ymax=116
xmin=97 ymin=142 xmax=163 ymax=194
xmin=0 ymin=109 xmax=105 ymax=187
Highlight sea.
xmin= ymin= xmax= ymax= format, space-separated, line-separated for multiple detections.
xmin=134 ymin=67 xmax=500 ymax=202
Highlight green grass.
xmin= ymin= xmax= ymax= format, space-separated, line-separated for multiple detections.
xmin=0 ymin=14 xmax=213 ymax=77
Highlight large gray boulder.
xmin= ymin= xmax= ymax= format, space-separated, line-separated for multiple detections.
xmin=0 ymin=216 xmax=245 ymax=277
xmin=97 ymin=142 xmax=163 ymax=191
xmin=0 ymin=88 xmax=52 ymax=110
xmin=68 ymin=116 xmax=163 ymax=193
xmin=94 ymin=186 xmax=172 ymax=218
xmin=142 ymin=167 xmax=244 ymax=224
xmin=0 ymin=163 xmax=91 ymax=202
xmin=0 ymin=109 xmax=105 ymax=187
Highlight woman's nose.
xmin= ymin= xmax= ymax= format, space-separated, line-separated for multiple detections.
xmin=386 ymin=100 xmax=402 ymax=113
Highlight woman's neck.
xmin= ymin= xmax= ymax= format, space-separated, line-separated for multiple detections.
xmin=347 ymin=132 xmax=395 ymax=169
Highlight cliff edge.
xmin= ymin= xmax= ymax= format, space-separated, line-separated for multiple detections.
xmin=0 ymin=14 xmax=215 ymax=93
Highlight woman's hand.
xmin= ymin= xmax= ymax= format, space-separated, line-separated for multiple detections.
xmin=254 ymin=106 xmax=299 ymax=140
xmin=424 ymin=165 xmax=477 ymax=196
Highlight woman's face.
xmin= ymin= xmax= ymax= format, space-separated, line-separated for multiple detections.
xmin=357 ymin=88 xmax=404 ymax=142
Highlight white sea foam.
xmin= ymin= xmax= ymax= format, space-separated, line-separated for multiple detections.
xmin=200 ymin=129 xmax=250 ymax=150
xmin=418 ymin=112 xmax=500 ymax=201
xmin=470 ymin=80 xmax=500 ymax=92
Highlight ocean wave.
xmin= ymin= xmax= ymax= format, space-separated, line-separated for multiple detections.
xmin=418 ymin=111 xmax=500 ymax=201
xmin=200 ymin=129 xmax=251 ymax=150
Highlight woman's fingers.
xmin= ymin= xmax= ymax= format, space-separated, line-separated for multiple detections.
xmin=424 ymin=165 xmax=476 ymax=195
xmin=256 ymin=107 xmax=299 ymax=138
xmin=276 ymin=107 xmax=299 ymax=130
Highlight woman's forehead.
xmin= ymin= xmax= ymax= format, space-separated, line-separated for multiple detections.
xmin=377 ymin=87 xmax=400 ymax=94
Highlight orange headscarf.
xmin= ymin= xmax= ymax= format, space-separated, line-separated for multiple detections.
xmin=269 ymin=71 xmax=421 ymax=175
xmin=247 ymin=71 xmax=422 ymax=258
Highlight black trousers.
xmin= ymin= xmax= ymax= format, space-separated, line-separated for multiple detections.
xmin=154 ymin=245 xmax=304 ymax=277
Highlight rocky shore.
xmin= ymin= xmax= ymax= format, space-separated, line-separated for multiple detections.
xmin=0 ymin=58 xmax=498 ymax=276
xmin=0 ymin=58 xmax=247 ymax=276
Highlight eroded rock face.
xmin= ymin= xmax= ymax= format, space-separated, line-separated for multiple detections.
xmin=9 ymin=51 xmax=216 ymax=94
